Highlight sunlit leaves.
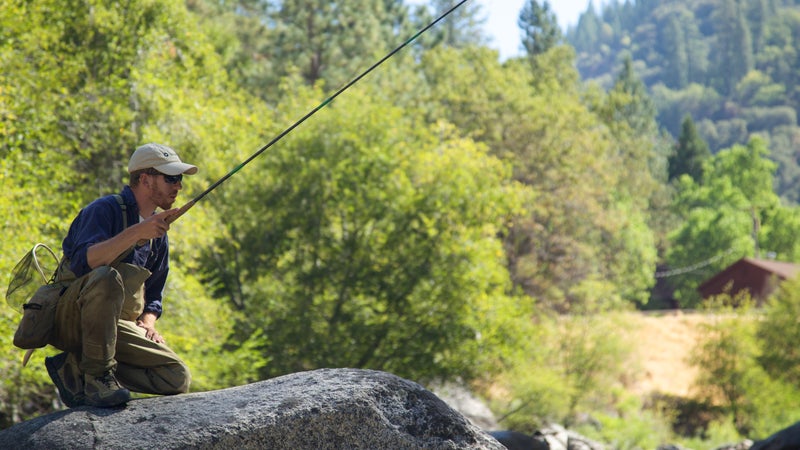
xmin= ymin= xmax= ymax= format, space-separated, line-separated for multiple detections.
xmin=201 ymin=80 xmax=528 ymax=382
xmin=419 ymin=45 xmax=660 ymax=310
xmin=666 ymin=137 xmax=799 ymax=306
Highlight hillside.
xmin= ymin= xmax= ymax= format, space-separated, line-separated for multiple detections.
xmin=566 ymin=0 xmax=800 ymax=203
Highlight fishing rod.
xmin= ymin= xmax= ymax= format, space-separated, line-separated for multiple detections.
xmin=166 ymin=0 xmax=470 ymax=224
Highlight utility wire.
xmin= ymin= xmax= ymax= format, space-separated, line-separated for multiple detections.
xmin=654 ymin=248 xmax=736 ymax=278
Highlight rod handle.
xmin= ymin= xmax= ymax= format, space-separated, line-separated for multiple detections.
xmin=135 ymin=200 xmax=196 ymax=247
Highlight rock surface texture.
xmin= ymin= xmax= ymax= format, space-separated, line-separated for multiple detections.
xmin=0 ymin=368 xmax=503 ymax=450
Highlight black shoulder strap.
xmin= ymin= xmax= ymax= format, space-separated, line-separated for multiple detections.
xmin=111 ymin=194 xmax=132 ymax=265
xmin=113 ymin=194 xmax=127 ymax=229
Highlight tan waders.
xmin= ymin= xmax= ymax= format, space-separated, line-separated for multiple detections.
xmin=47 ymin=263 xmax=190 ymax=407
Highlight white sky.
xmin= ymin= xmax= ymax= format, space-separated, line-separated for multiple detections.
xmin=408 ymin=0 xmax=604 ymax=60
xmin=483 ymin=0 xmax=601 ymax=59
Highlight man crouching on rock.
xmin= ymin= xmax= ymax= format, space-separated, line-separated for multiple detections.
xmin=45 ymin=143 xmax=194 ymax=408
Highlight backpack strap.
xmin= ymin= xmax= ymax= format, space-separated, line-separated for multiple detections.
xmin=111 ymin=193 xmax=133 ymax=265
xmin=114 ymin=194 xmax=127 ymax=229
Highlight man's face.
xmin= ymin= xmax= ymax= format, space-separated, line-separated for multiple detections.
xmin=147 ymin=172 xmax=183 ymax=210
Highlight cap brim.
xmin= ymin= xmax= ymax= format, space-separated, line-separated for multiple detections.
xmin=154 ymin=162 xmax=198 ymax=176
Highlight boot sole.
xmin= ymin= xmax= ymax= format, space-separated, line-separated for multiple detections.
xmin=85 ymin=388 xmax=131 ymax=408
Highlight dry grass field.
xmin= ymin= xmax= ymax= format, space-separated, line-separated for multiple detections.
xmin=621 ymin=310 xmax=711 ymax=398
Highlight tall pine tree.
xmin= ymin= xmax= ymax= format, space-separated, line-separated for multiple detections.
xmin=609 ymin=56 xmax=658 ymax=136
xmin=519 ymin=0 xmax=561 ymax=57
xmin=426 ymin=0 xmax=488 ymax=50
xmin=714 ymin=0 xmax=754 ymax=95
xmin=660 ymin=14 xmax=689 ymax=89
xmin=268 ymin=0 xmax=405 ymax=88
xmin=669 ymin=114 xmax=711 ymax=183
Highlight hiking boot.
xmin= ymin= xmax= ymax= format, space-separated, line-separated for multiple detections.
xmin=45 ymin=352 xmax=85 ymax=408
xmin=84 ymin=371 xmax=130 ymax=408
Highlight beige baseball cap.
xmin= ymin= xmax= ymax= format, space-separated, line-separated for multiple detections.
xmin=128 ymin=143 xmax=198 ymax=176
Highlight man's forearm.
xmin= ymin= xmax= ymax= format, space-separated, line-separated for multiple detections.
xmin=86 ymin=226 xmax=142 ymax=268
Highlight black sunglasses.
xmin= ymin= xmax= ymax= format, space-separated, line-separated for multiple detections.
xmin=145 ymin=169 xmax=182 ymax=184
xmin=162 ymin=174 xmax=182 ymax=184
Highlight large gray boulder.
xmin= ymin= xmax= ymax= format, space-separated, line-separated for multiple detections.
xmin=750 ymin=420 xmax=800 ymax=450
xmin=0 ymin=368 xmax=503 ymax=450
xmin=487 ymin=424 xmax=605 ymax=450
xmin=431 ymin=382 xmax=499 ymax=430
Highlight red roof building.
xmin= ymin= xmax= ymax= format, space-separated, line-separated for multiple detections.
xmin=698 ymin=257 xmax=800 ymax=303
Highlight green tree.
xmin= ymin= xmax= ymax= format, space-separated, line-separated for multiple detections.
xmin=519 ymin=0 xmax=561 ymax=58
xmin=498 ymin=312 xmax=636 ymax=430
xmin=649 ymin=4 xmax=708 ymax=89
xmin=691 ymin=300 xmax=766 ymax=437
xmin=426 ymin=0 xmax=488 ymax=50
xmin=747 ymin=0 xmax=774 ymax=52
xmin=758 ymin=9 xmax=800 ymax=110
xmin=660 ymin=13 xmax=689 ymax=89
xmin=420 ymin=44 xmax=662 ymax=311
xmin=263 ymin=0 xmax=413 ymax=89
xmin=735 ymin=70 xmax=786 ymax=107
xmin=589 ymin=56 xmax=667 ymax=305
xmin=691 ymin=296 xmax=800 ymax=437
xmin=757 ymin=276 xmax=800 ymax=386
xmin=769 ymin=125 xmax=800 ymax=203
xmin=682 ymin=11 xmax=710 ymax=86
xmin=602 ymin=56 xmax=659 ymax=138
xmin=666 ymin=137 xmax=800 ymax=306
xmin=201 ymin=80 xmax=530 ymax=383
xmin=186 ymin=0 xmax=279 ymax=101
xmin=669 ymin=114 xmax=711 ymax=182
xmin=0 ymin=0 xmax=148 ymax=192
xmin=651 ymin=83 xmax=721 ymax=138
xmin=570 ymin=3 xmax=602 ymax=56
xmin=713 ymin=0 xmax=754 ymax=96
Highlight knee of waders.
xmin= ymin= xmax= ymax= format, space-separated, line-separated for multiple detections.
xmin=79 ymin=266 xmax=126 ymax=310
xmin=153 ymin=361 xmax=192 ymax=395
xmin=172 ymin=362 xmax=192 ymax=394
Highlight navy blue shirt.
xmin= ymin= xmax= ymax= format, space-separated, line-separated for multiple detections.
xmin=62 ymin=185 xmax=169 ymax=318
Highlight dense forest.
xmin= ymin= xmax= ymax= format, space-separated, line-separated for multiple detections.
xmin=568 ymin=0 xmax=800 ymax=202
xmin=566 ymin=0 xmax=800 ymax=310
xmin=3 ymin=0 xmax=800 ymax=447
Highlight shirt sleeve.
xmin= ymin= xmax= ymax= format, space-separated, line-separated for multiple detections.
xmin=63 ymin=197 xmax=120 ymax=278
xmin=142 ymin=234 xmax=169 ymax=318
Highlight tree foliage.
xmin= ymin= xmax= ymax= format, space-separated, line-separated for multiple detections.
xmin=669 ymin=115 xmax=711 ymax=182
xmin=757 ymin=277 xmax=800 ymax=386
xmin=268 ymin=0 xmax=392 ymax=88
xmin=415 ymin=45 xmax=663 ymax=311
xmin=425 ymin=0 xmax=488 ymax=50
xmin=691 ymin=295 xmax=800 ymax=438
xmin=200 ymin=80 xmax=530 ymax=382
xmin=567 ymin=0 xmax=800 ymax=203
xmin=496 ymin=312 xmax=636 ymax=431
xmin=666 ymin=137 xmax=800 ymax=306
xmin=519 ymin=0 xmax=561 ymax=58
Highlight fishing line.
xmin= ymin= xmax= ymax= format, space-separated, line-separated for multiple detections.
xmin=167 ymin=0 xmax=470 ymax=223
